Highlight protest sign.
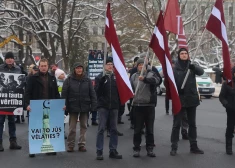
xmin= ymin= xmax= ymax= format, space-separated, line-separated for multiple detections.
xmin=0 ymin=72 xmax=25 ymax=115
xmin=88 ymin=50 xmax=104 ymax=84
xmin=28 ymin=99 xmax=65 ymax=154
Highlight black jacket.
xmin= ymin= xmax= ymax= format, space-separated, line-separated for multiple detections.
xmin=95 ymin=73 xmax=119 ymax=110
xmin=0 ymin=63 xmax=22 ymax=74
xmin=61 ymin=74 xmax=97 ymax=113
xmin=24 ymin=72 xmax=60 ymax=107
xmin=219 ymin=82 xmax=235 ymax=112
xmin=174 ymin=61 xmax=204 ymax=107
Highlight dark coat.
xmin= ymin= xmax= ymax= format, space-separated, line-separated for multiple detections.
xmin=219 ymin=82 xmax=235 ymax=112
xmin=24 ymin=72 xmax=60 ymax=107
xmin=0 ymin=63 xmax=22 ymax=74
xmin=213 ymin=67 xmax=222 ymax=84
xmin=61 ymin=74 xmax=97 ymax=113
xmin=174 ymin=61 xmax=204 ymax=108
xmin=95 ymin=73 xmax=120 ymax=110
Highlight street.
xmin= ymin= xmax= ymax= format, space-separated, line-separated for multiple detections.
xmin=1 ymin=95 xmax=235 ymax=168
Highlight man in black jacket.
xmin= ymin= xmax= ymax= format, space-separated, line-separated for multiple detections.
xmin=25 ymin=58 xmax=60 ymax=157
xmin=0 ymin=52 xmax=22 ymax=152
xmin=95 ymin=58 xmax=122 ymax=160
xmin=170 ymin=48 xmax=204 ymax=156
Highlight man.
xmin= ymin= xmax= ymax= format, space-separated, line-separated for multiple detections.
xmin=25 ymin=58 xmax=60 ymax=157
xmin=130 ymin=58 xmax=161 ymax=158
xmin=0 ymin=52 xmax=22 ymax=152
xmin=95 ymin=58 xmax=122 ymax=160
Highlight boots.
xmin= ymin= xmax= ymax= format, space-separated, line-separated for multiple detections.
xmin=0 ymin=140 xmax=4 ymax=152
xmin=109 ymin=150 xmax=122 ymax=159
xmin=226 ymin=138 xmax=233 ymax=155
xmin=9 ymin=138 xmax=22 ymax=150
xmin=170 ymin=148 xmax=177 ymax=156
xmin=190 ymin=144 xmax=204 ymax=154
xmin=146 ymin=147 xmax=156 ymax=157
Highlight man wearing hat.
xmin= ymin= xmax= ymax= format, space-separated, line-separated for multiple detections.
xmin=95 ymin=58 xmax=122 ymax=160
xmin=0 ymin=52 xmax=22 ymax=152
xmin=25 ymin=58 xmax=60 ymax=157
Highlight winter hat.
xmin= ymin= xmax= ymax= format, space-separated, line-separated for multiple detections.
xmin=136 ymin=58 xmax=144 ymax=67
xmin=5 ymin=52 xmax=14 ymax=60
xmin=73 ymin=62 xmax=84 ymax=69
xmin=55 ymin=69 xmax=65 ymax=79
xmin=178 ymin=48 xmax=189 ymax=59
xmin=106 ymin=57 xmax=113 ymax=64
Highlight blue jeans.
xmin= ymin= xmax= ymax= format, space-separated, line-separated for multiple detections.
xmin=0 ymin=115 xmax=16 ymax=140
xmin=91 ymin=111 xmax=97 ymax=122
xmin=96 ymin=108 xmax=118 ymax=151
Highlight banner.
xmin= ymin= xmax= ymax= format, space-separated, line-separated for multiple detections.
xmin=88 ymin=50 xmax=104 ymax=85
xmin=0 ymin=72 xmax=25 ymax=115
xmin=29 ymin=99 xmax=65 ymax=154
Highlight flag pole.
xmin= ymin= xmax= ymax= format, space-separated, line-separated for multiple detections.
xmin=150 ymin=53 xmax=155 ymax=69
xmin=103 ymin=40 xmax=108 ymax=76
xmin=181 ymin=29 xmax=207 ymax=89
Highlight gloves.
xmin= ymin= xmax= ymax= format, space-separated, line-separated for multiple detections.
xmin=99 ymin=76 xmax=107 ymax=85
xmin=189 ymin=64 xmax=195 ymax=70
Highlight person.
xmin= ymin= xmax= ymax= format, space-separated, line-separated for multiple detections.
xmin=62 ymin=62 xmax=97 ymax=152
xmin=213 ymin=65 xmax=222 ymax=84
xmin=0 ymin=73 xmax=7 ymax=92
xmin=25 ymin=58 xmax=60 ymax=157
xmin=95 ymin=58 xmax=122 ymax=160
xmin=7 ymin=75 xmax=18 ymax=92
xmin=27 ymin=64 xmax=35 ymax=75
xmin=0 ymin=52 xmax=22 ymax=152
xmin=219 ymin=68 xmax=235 ymax=155
xmin=55 ymin=68 xmax=66 ymax=94
xmin=170 ymin=48 xmax=204 ymax=156
xmin=130 ymin=58 xmax=161 ymax=158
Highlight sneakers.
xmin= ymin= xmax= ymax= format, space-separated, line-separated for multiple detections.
xmin=9 ymin=138 xmax=22 ymax=150
xmin=190 ymin=144 xmax=204 ymax=154
xmin=78 ymin=146 xmax=87 ymax=152
xmin=109 ymin=150 xmax=122 ymax=159
xmin=0 ymin=140 xmax=4 ymax=152
xmin=133 ymin=150 xmax=140 ymax=157
xmin=170 ymin=149 xmax=177 ymax=156
xmin=146 ymin=147 xmax=156 ymax=157
xmin=96 ymin=150 xmax=103 ymax=160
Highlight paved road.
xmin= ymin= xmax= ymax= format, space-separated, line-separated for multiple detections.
xmin=1 ymin=96 xmax=235 ymax=168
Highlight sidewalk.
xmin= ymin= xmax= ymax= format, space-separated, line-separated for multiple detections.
xmin=212 ymin=83 xmax=221 ymax=98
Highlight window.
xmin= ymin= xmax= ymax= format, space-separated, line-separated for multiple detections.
xmin=93 ymin=27 xmax=98 ymax=35
xmin=229 ymin=6 xmax=233 ymax=15
xmin=101 ymin=27 xmax=105 ymax=35
xmin=93 ymin=42 xmax=98 ymax=49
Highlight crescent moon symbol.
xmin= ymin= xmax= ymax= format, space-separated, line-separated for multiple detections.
xmin=43 ymin=100 xmax=50 ymax=109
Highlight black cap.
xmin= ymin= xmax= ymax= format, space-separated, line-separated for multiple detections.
xmin=5 ymin=52 xmax=14 ymax=60
xmin=134 ymin=57 xmax=139 ymax=63
xmin=106 ymin=57 xmax=113 ymax=64
xmin=73 ymin=62 xmax=84 ymax=69
xmin=32 ymin=65 xmax=39 ymax=71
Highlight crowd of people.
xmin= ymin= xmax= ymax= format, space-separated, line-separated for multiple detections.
xmin=0 ymin=47 xmax=235 ymax=161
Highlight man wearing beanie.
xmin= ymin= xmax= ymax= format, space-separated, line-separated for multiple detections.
xmin=170 ymin=48 xmax=204 ymax=156
xmin=130 ymin=58 xmax=161 ymax=158
xmin=0 ymin=51 xmax=22 ymax=152
xmin=95 ymin=58 xmax=122 ymax=160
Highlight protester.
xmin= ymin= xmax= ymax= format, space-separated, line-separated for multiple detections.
xmin=219 ymin=68 xmax=235 ymax=155
xmin=0 ymin=52 xmax=22 ymax=152
xmin=25 ymin=58 xmax=60 ymax=157
xmin=62 ymin=62 xmax=97 ymax=152
xmin=212 ymin=65 xmax=222 ymax=85
xmin=170 ymin=48 xmax=204 ymax=156
xmin=130 ymin=58 xmax=161 ymax=158
xmin=95 ymin=58 xmax=122 ymax=160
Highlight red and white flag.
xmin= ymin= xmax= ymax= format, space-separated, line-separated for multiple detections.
xmin=164 ymin=0 xmax=188 ymax=49
xmin=105 ymin=3 xmax=134 ymax=104
xmin=206 ymin=0 xmax=232 ymax=85
xmin=149 ymin=11 xmax=181 ymax=114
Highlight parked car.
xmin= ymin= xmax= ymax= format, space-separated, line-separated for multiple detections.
xmin=157 ymin=72 xmax=215 ymax=98
xmin=196 ymin=72 xmax=215 ymax=98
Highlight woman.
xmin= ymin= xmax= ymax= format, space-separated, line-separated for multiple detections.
xmin=170 ymin=48 xmax=204 ymax=156
xmin=62 ymin=62 xmax=97 ymax=152
xmin=219 ymin=68 xmax=235 ymax=155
